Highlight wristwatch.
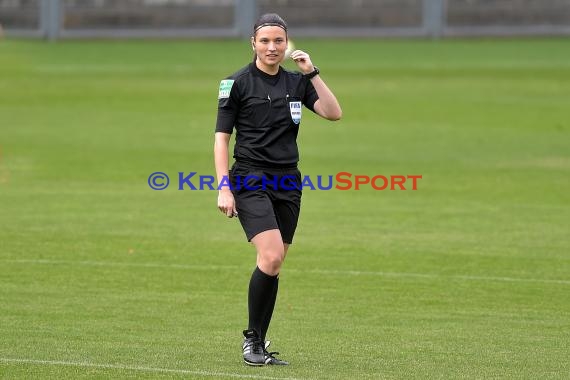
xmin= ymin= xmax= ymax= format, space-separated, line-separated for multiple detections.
xmin=304 ymin=66 xmax=320 ymax=79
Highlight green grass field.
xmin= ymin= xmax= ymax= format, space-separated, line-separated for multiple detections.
xmin=1 ymin=37 xmax=569 ymax=379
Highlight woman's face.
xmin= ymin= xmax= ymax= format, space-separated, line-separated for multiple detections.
xmin=252 ymin=26 xmax=288 ymax=68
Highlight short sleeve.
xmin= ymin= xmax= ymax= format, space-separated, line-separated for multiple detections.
xmin=302 ymin=79 xmax=319 ymax=113
xmin=215 ymin=78 xmax=240 ymax=134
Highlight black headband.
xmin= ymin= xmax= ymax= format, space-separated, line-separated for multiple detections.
xmin=253 ymin=22 xmax=287 ymax=34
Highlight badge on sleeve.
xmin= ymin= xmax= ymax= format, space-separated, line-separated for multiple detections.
xmin=289 ymin=101 xmax=302 ymax=124
xmin=218 ymin=79 xmax=234 ymax=99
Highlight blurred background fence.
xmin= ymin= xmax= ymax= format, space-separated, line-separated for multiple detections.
xmin=1 ymin=0 xmax=570 ymax=40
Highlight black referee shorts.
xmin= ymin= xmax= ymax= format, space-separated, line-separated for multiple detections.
xmin=230 ymin=162 xmax=302 ymax=244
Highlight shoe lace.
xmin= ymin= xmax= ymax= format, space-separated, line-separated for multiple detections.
xmin=263 ymin=346 xmax=280 ymax=359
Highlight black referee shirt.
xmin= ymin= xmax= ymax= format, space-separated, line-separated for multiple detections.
xmin=216 ymin=62 xmax=319 ymax=167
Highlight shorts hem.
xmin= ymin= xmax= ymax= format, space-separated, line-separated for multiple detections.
xmin=246 ymin=227 xmax=293 ymax=245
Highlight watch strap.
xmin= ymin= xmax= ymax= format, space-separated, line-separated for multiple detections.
xmin=305 ymin=66 xmax=320 ymax=79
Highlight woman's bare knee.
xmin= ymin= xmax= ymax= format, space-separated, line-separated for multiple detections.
xmin=257 ymin=249 xmax=283 ymax=275
xmin=252 ymin=229 xmax=284 ymax=275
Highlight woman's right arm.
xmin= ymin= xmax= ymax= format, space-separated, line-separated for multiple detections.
xmin=214 ymin=132 xmax=237 ymax=218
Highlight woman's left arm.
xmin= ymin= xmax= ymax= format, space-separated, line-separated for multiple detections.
xmin=310 ymin=75 xmax=342 ymax=121
xmin=290 ymin=50 xmax=342 ymax=121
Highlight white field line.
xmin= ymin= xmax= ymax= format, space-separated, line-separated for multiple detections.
xmin=2 ymin=258 xmax=569 ymax=285
xmin=34 ymin=64 xmax=196 ymax=74
xmin=0 ymin=357 xmax=306 ymax=380
xmin=2 ymin=258 xmax=238 ymax=271
xmin=304 ymin=268 xmax=570 ymax=285
xmin=33 ymin=61 xmax=570 ymax=73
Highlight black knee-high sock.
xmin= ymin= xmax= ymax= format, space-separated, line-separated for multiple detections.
xmin=248 ymin=267 xmax=278 ymax=338
xmin=260 ymin=276 xmax=279 ymax=342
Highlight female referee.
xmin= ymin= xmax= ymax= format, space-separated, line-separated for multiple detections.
xmin=214 ymin=13 xmax=342 ymax=366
